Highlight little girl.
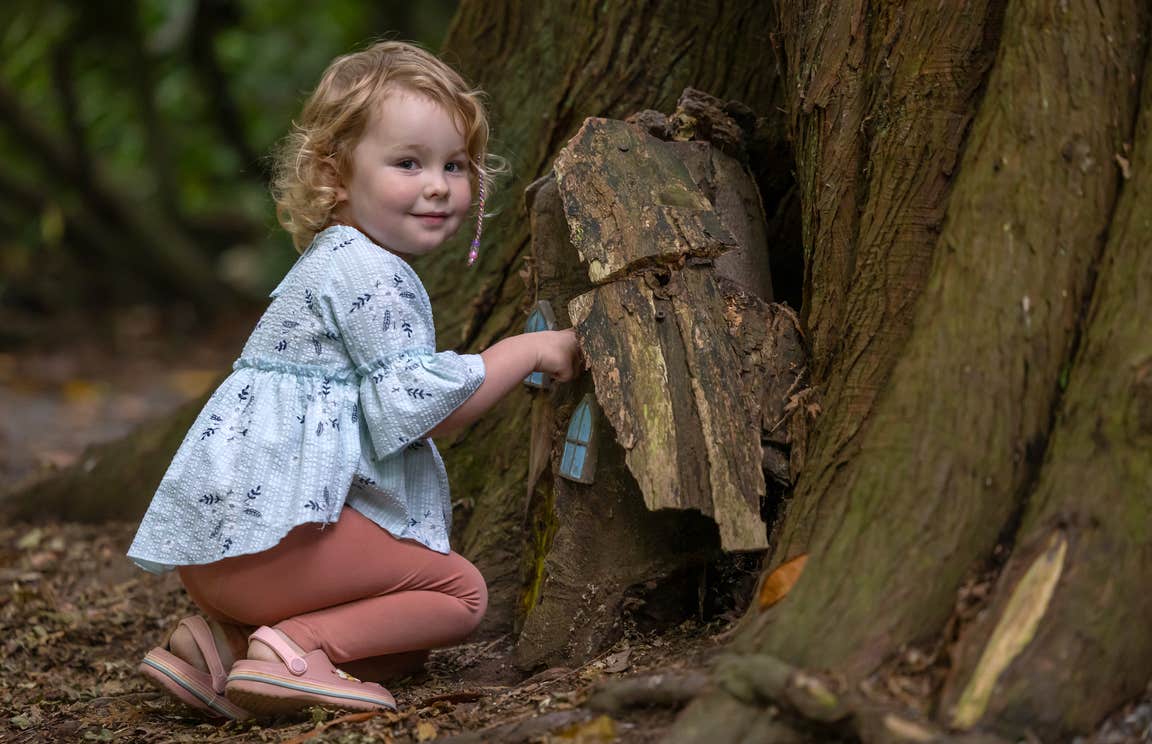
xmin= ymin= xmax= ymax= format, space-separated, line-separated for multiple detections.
xmin=128 ymin=41 xmax=580 ymax=719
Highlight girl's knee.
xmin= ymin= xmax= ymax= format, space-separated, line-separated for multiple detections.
xmin=453 ymin=556 xmax=488 ymax=623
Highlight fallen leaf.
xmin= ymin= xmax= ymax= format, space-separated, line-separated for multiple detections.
xmin=555 ymin=714 xmax=617 ymax=741
xmin=758 ymin=554 xmax=808 ymax=610
xmin=17 ymin=528 xmax=43 ymax=550
xmin=416 ymin=720 xmax=438 ymax=741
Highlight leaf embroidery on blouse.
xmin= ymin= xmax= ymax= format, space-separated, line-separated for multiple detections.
xmin=401 ymin=321 xmax=413 ymax=338
xmin=282 ymin=320 xmax=299 ymax=328
xmin=356 ymin=475 xmax=376 ymax=486
xmin=405 ymin=388 xmax=433 ymax=400
xmin=330 ymin=417 xmax=340 ymax=431
xmin=382 ymin=309 xmax=392 ymax=333
xmin=246 ymin=485 xmax=262 ymax=500
xmin=238 ymin=385 xmax=250 ymax=401
xmin=350 ymin=294 xmax=372 ymax=312
xmin=200 ymin=427 xmax=218 ymax=440
xmin=333 ymin=238 xmax=354 ymax=251
xmin=316 ymin=421 xmax=325 ymax=437
xmin=275 ymin=339 xmax=288 ymax=352
xmin=222 ymin=537 xmax=233 ymax=554
xmin=243 ymin=507 xmax=262 ymax=518
xmin=320 ymin=380 xmax=331 ymax=397
xmin=393 ymin=274 xmax=403 ymax=286
xmin=200 ymin=493 xmax=223 ymax=505
xmin=312 ymin=337 xmax=322 ymax=356
xmin=399 ymin=291 xmax=416 ymax=300
xmin=305 ymin=486 xmax=333 ymax=516
xmin=351 ymin=403 xmax=359 ymax=424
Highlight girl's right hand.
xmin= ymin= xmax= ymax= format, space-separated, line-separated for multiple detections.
xmin=535 ymin=329 xmax=583 ymax=382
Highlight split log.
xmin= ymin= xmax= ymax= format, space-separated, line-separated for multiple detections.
xmin=515 ymin=112 xmax=805 ymax=667
xmin=553 ymin=118 xmax=736 ymax=284
xmin=568 ymin=268 xmax=769 ymax=552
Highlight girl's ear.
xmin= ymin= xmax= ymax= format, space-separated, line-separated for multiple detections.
xmin=323 ymin=157 xmax=347 ymax=202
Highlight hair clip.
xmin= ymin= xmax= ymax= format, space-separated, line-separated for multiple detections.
xmin=467 ymin=171 xmax=485 ymax=266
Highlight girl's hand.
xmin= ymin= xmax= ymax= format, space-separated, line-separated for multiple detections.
xmin=535 ymin=329 xmax=583 ymax=382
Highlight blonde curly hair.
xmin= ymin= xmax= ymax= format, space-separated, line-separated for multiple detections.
xmin=271 ymin=41 xmax=497 ymax=252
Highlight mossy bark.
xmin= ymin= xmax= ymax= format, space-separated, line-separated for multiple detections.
xmin=673 ymin=0 xmax=1152 ymax=740
xmin=749 ymin=0 xmax=1146 ymax=678
xmin=939 ymin=43 xmax=1152 ymax=741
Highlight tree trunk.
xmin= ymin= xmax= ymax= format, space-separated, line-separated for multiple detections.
xmin=939 ymin=44 xmax=1152 ymax=740
xmin=672 ymin=0 xmax=1152 ymax=741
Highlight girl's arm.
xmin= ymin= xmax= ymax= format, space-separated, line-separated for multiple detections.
xmin=429 ymin=329 xmax=580 ymax=437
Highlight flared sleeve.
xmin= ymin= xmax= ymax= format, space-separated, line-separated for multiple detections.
xmin=321 ymin=233 xmax=485 ymax=460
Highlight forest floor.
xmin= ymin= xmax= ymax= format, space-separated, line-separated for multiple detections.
xmin=2 ymin=307 xmax=1151 ymax=743
xmin=0 ymin=518 xmax=725 ymax=743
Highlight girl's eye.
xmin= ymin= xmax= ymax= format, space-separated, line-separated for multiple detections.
xmin=396 ymin=159 xmax=417 ymax=170
xmin=445 ymin=161 xmax=466 ymax=173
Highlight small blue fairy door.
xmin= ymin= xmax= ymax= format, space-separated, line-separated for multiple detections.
xmin=523 ymin=300 xmax=557 ymax=389
xmin=559 ymin=393 xmax=598 ymax=484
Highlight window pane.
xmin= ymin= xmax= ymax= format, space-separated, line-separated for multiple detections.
xmin=560 ymin=441 xmax=575 ymax=476
xmin=565 ymin=409 xmax=584 ymax=441
xmin=571 ymin=444 xmax=587 ymax=477
xmin=576 ymin=403 xmax=592 ymax=442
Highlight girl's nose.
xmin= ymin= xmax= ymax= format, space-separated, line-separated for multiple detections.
xmin=424 ymin=171 xmax=448 ymax=198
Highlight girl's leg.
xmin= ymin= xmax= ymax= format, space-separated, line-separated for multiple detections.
xmin=178 ymin=507 xmax=487 ymax=669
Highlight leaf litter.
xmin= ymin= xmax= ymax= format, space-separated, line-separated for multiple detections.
xmin=0 ymin=520 xmax=736 ymax=743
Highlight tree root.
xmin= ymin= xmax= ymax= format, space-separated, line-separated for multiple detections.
xmin=667 ymin=654 xmax=1017 ymax=744
xmin=587 ymin=669 xmax=712 ymax=713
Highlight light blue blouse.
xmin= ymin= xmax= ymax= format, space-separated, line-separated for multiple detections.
xmin=127 ymin=225 xmax=485 ymax=572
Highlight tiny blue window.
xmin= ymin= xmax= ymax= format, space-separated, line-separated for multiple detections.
xmin=523 ymin=300 xmax=557 ymax=389
xmin=559 ymin=394 xmax=597 ymax=484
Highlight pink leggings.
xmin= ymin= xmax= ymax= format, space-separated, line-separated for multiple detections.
xmin=177 ymin=507 xmax=487 ymax=682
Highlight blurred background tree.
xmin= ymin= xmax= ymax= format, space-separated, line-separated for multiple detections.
xmin=0 ymin=0 xmax=456 ymax=344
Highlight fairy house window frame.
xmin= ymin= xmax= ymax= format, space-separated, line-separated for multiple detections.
xmin=559 ymin=393 xmax=599 ymax=484
xmin=523 ymin=300 xmax=557 ymax=389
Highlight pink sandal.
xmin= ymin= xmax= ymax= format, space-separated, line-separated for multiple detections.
xmin=138 ymin=615 xmax=251 ymax=720
xmin=224 ymin=626 xmax=397 ymax=716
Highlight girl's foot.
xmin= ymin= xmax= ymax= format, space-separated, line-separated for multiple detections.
xmin=169 ymin=617 xmax=249 ymax=673
xmin=225 ymin=626 xmax=397 ymax=716
xmin=139 ymin=615 xmax=252 ymax=720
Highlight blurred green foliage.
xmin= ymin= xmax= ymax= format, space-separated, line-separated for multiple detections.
xmin=0 ymin=0 xmax=456 ymax=321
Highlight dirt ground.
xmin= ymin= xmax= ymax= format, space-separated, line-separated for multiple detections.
xmin=0 ymin=519 xmax=730 ymax=743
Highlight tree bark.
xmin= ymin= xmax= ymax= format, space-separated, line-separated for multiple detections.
xmin=939 ymin=43 xmax=1152 ymax=741
xmin=673 ymin=0 xmax=1150 ymax=740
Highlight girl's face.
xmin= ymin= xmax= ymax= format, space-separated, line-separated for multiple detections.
xmin=333 ymin=92 xmax=472 ymax=257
